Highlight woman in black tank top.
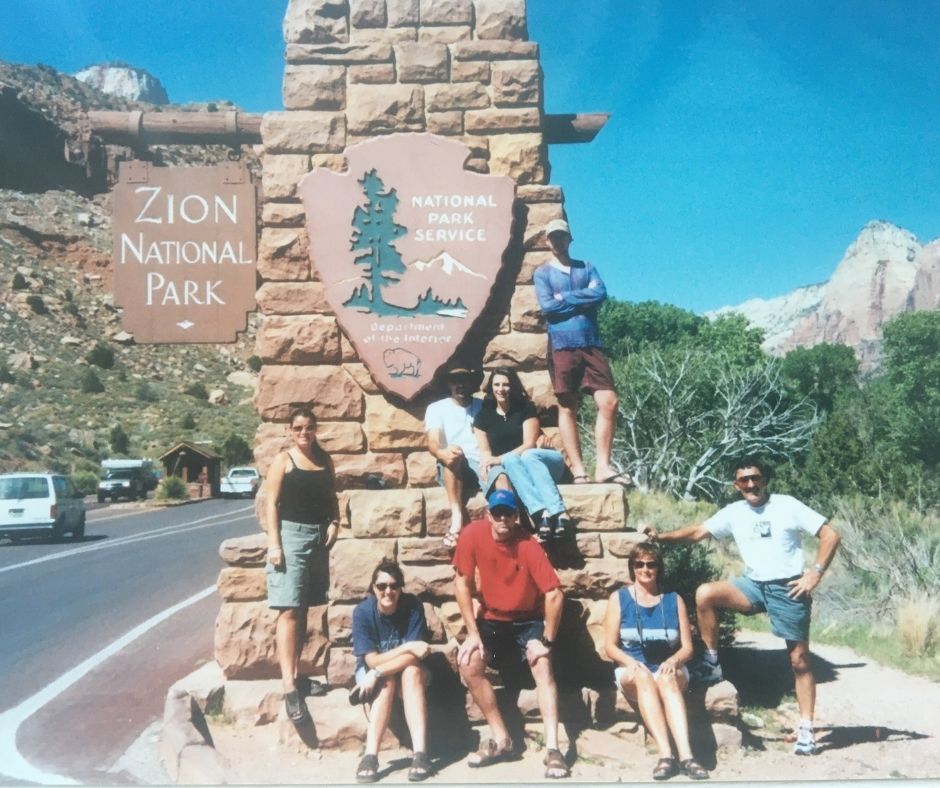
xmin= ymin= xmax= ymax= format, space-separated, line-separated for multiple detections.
xmin=263 ymin=406 xmax=339 ymax=724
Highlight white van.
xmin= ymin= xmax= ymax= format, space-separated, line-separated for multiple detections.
xmin=0 ymin=473 xmax=86 ymax=542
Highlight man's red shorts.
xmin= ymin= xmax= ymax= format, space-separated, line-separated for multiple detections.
xmin=547 ymin=346 xmax=616 ymax=396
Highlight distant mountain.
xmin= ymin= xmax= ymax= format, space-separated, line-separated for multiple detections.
xmin=408 ymin=251 xmax=487 ymax=280
xmin=74 ymin=63 xmax=169 ymax=104
xmin=710 ymin=221 xmax=937 ymax=366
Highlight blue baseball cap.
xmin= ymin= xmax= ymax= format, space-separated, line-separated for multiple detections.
xmin=487 ymin=489 xmax=518 ymax=511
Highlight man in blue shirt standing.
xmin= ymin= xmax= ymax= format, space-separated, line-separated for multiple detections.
xmin=533 ymin=219 xmax=629 ymax=487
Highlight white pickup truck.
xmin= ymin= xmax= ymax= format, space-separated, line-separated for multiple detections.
xmin=220 ymin=467 xmax=260 ymax=498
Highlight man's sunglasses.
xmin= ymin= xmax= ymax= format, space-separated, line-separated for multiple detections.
xmin=633 ymin=560 xmax=659 ymax=569
xmin=375 ymin=582 xmax=400 ymax=592
xmin=735 ymin=474 xmax=764 ymax=484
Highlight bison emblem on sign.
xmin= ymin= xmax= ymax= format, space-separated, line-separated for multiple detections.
xmin=383 ymin=348 xmax=421 ymax=378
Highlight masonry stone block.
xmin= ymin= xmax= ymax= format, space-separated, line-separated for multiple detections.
xmin=426 ymin=110 xmax=463 ymax=135
xmin=555 ymin=558 xmax=626 ymax=600
xmin=262 ymin=111 xmax=346 ymax=153
xmin=255 ymin=420 xmax=365 ymax=470
xmin=326 ymin=647 xmax=358 ymax=688
xmin=492 ymin=59 xmax=541 ymax=106
xmin=347 ymin=83 xmax=425 ymax=134
xmin=311 ymin=152 xmax=349 ymax=170
xmin=343 ymin=362 xmax=381 ymax=393
xmin=262 ymin=202 xmax=306 ymax=227
xmin=465 ymin=107 xmax=540 ymax=133
xmin=517 ymin=184 xmax=563 ymax=203
xmin=255 ymin=314 xmax=341 ymax=364
xmin=483 ymin=332 xmax=547 ymax=369
xmin=420 ymin=0 xmax=472 ymax=24
xmin=283 ymin=0 xmax=349 ymax=45
xmin=452 ymin=41 xmax=539 ymax=61
xmin=217 ymin=567 xmax=267 ymax=602
xmin=330 ymin=538 xmax=397 ymax=601
xmin=405 ymin=450 xmax=437 ymax=486
xmin=287 ymin=42 xmax=394 ymax=64
xmin=261 ymin=154 xmax=310 ymax=201
xmin=333 ymin=452 xmax=407 ymax=488
xmin=219 ymin=533 xmax=268 ymax=567
xmin=223 ymin=679 xmax=283 ymax=726
xmin=451 ymin=60 xmax=490 ymax=83
xmin=523 ymin=201 xmax=566 ymax=250
xmin=423 ymin=602 xmax=447 ymax=643
xmin=352 ymin=27 xmax=418 ymax=43
xmin=347 ymin=488 xmax=424 ymax=537
xmin=423 ymin=486 xmax=452 ymax=536
xmin=472 ymin=0 xmax=527 ymax=40
xmin=575 ymin=532 xmax=603 ymax=558
xmin=257 ymin=227 xmax=311 ymax=281
xmin=418 ymin=26 xmax=471 ymax=43
xmin=399 ymin=536 xmax=452 ymax=564
xmin=327 ymin=603 xmax=356 ymax=644
xmin=283 ymin=65 xmax=346 ymax=110
xmin=386 ymin=0 xmax=418 ymax=25
xmin=518 ymin=249 xmax=553 ymax=285
xmin=255 ymin=365 xmax=364 ymax=421
xmin=602 ymin=532 xmax=647 ymax=557
xmin=256 ymin=281 xmax=331 ymax=315
xmin=364 ymin=394 xmax=427 ymax=450
xmin=349 ymin=63 xmax=398 ymax=83
xmin=350 ymin=0 xmax=387 ymax=27
xmin=425 ymin=82 xmax=489 ymax=111
xmin=561 ymin=483 xmax=627 ymax=530
xmin=509 ymin=284 xmax=545 ymax=332
xmin=395 ymin=42 xmax=449 ymax=82
xmin=407 ymin=562 xmax=455 ymax=601
xmin=517 ymin=369 xmax=556 ymax=412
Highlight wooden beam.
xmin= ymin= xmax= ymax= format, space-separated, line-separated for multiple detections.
xmin=543 ymin=113 xmax=610 ymax=144
xmin=85 ymin=110 xmax=608 ymax=146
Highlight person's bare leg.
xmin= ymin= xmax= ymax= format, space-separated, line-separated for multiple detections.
xmin=400 ymin=664 xmax=428 ymax=753
xmin=292 ymin=605 xmax=307 ymax=681
xmin=788 ymin=640 xmax=816 ymax=722
xmin=694 ymin=581 xmax=754 ymax=651
xmin=592 ymin=389 xmax=619 ymax=481
xmin=442 ymin=464 xmax=464 ymax=534
xmin=365 ymin=676 xmax=398 ymax=756
xmin=556 ymin=393 xmax=586 ymax=479
xmin=657 ymin=671 xmax=694 ymax=760
xmin=621 ymin=670 xmax=673 ymax=757
xmin=276 ymin=609 xmax=300 ymax=692
xmin=530 ymin=653 xmax=560 ymax=751
xmin=459 ymin=650 xmax=510 ymax=748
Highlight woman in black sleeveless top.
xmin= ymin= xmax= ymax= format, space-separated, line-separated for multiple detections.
xmin=263 ymin=406 xmax=339 ymax=724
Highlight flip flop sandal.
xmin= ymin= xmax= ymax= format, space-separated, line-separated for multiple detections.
xmin=652 ymin=756 xmax=678 ymax=780
xmin=284 ymin=689 xmax=310 ymax=724
xmin=356 ymin=754 xmax=379 ymax=783
xmin=408 ymin=751 xmax=433 ymax=782
xmin=468 ymin=737 xmax=514 ymax=768
xmin=572 ymin=474 xmax=590 ymax=484
xmin=599 ymin=472 xmax=633 ymax=489
xmin=537 ymin=516 xmax=554 ymax=542
xmin=543 ymin=748 xmax=570 ymax=779
xmin=680 ymin=758 xmax=709 ymax=780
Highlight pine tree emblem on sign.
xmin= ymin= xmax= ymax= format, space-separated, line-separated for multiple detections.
xmin=299 ymin=134 xmax=515 ymax=399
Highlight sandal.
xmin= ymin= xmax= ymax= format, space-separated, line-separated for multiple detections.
xmin=680 ymin=758 xmax=709 ymax=780
xmin=652 ymin=756 xmax=678 ymax=780
xmin=468 ymin=737 xmax=513 ymax=768
xmin=442 ymin=531 xmax=459 ymax=550
xmin=572 ymin=474 xmax=590 ymax=484
xmin=599 ymin=472 xmax=633 ymax=489
xmin=284 ymin=689 xmax=310 ymax=724
xmin=296 ymin=675 xmax=328 ymax=697
xmin=356 ymin=753 xmax=379 ymax=783
xmin=555 ymin=515 xmax=574 ymax=540
xmin=543 ymin=747 xmax=570 ymax=779
xmin=408 ymin=751 xmax=433 ymax=782
xmin=537 ymin=515 xmax=554 ymax=542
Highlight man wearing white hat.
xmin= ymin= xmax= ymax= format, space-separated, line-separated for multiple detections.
xmin=533 ymin=219 xmax=629 ymax=488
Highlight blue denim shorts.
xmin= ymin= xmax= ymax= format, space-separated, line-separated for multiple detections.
xmin=478 ymin=618 xmax=545 ymax=668
xmin=265 ymin=520 xmax=326 ymax=609
xmin=733 ymin=575 xmax=812 ymax=642
xmin=436 ymin=455 xmax=482 ymax=492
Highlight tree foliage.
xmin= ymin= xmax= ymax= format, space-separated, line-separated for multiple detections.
xmin=221 ymin=433 xmax=253 ymax=467
xmin=109 ymin=423 xmax=130 ymax=455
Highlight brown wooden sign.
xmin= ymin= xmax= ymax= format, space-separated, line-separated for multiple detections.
xmin=299 ymin=134 xmax=515 ymax=399
xmin=111 ymin=162 xmax=257 ymax=343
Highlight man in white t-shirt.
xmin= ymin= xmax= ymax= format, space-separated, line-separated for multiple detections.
xmin=645 ymin=456 xmax=841 ymax=756
xmin=425 ymin=366 xmax=484 ymax=549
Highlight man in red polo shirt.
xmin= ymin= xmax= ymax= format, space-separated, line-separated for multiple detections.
xmin=453 ymin=489 xmax=569 ymax=779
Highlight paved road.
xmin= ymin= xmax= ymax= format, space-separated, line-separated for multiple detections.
xmin=0 ymin=498 xmax=258 ymax=785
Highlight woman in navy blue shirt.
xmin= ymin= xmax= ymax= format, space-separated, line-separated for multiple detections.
xmin=351 ymin=560 xmax=432 ymax=783
xmin=604 ymin=544 xmax=708 ymax=780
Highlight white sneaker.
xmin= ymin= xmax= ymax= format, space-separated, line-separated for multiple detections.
xmin=689 ymin=659 xmax=723 ymax=685
xmin=793 ymin=724 xmax=817 ymax=756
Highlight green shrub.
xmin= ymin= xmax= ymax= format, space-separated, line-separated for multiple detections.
xmin=86 ymin=342 xmax=115 ymax=369
xmin=72 ymin=471 xmax=100 ymax=496
xmin=135 ymin=382 xmax=159 ymax=402
xmin=221 ymin=433 xmax=253 ymax=466
xmin=110 ymin=424 xmax=130 ymax=454
xmin=156 ymin=475 xmax=189 ymax=501
xmin=246 ymin=355 xmax=262 ymax=373
xmin=12 ymin=272 xmax=28 ymax=290
xmin=26 ymin=294 xmax=47 ymax=314
xmin=184 ymin=382 xmax=209 ymax=400
xmin=181 ymin=412 xmax=197 ymax=429
xmin=80 ymin=368 xmax=104 ymax=394
xmin=0 ymin=361 xmax=13 ymax=384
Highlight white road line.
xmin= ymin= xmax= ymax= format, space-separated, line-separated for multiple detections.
xmin=0 ymin=584 xmax=217 ymax=785
xmin=0 ymin=506 xmax=255 ymax=576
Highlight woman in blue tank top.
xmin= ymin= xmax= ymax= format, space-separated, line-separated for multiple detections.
xmin=263 ymin=406 xmax=339 ymax=725
xmin=604 ymin=543 xmax=709 ymax=780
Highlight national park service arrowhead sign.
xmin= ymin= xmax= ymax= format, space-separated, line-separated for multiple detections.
xmin=298 ymin=134 xmax=515 ymax=400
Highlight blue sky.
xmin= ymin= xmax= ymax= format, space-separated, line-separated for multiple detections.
xmin=3 ymin=0 xmax=939 ymax=313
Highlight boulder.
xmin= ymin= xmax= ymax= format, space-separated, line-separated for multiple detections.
xmin=223 ymin=679 xmax=283 ymax=726
xmin=207 ymin=388 xmax=229 ymax=405
xmin=170 ymin=661 xmax=226 ymax=715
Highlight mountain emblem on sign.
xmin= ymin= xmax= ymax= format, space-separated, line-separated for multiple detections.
xmin=298 ymin=134 xmax=515 ymax=400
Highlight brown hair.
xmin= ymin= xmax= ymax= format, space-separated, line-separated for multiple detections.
xmin=628 ymin=542 xmax=665 ymax=584
xmin=288 ymin=406 xmax=317 ymax=426
xmin=371 ymin=559 xmax=405 ymax=590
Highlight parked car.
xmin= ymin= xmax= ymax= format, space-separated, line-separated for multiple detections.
xmin=97 ymin=468 xmax=148 ymax=502
xmin=220 ymin=467 xmax=260 ymax=498
xmin=0 ymin=473 xmax=86 ymax=542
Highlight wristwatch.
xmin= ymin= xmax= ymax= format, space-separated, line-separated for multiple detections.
xmin=539 ymin=635 xmax=555 ymax=649
xmin=812 ymin=563 xmax=825 ymax=575
xmin=369 ymin=667 xmax=383 ymax=680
